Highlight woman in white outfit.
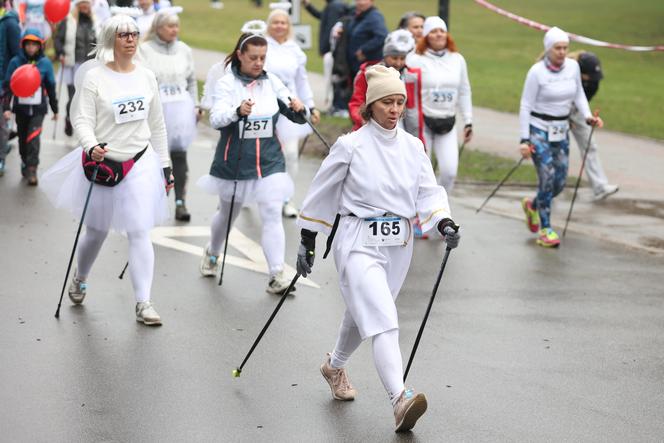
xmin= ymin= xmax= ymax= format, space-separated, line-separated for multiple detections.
xmin=140 ymin=7 xmax=199 ymax=221
xmin=406 ymin=16 xmax=472 ymax=193
xmin=198 ymin=31 xmax=308 ymax=294
xmin=41 ymin=14 xmax=172 ymax=325
xmin=295 ymin=65 xmax=461 ymax=432
xmin=264 ymin=9 xmax=320 ymax=218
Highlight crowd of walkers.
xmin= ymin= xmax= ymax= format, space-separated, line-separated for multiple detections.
xmin=0 ymin=0 xmax=620 ymax=434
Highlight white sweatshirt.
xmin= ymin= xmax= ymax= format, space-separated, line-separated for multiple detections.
xmin=406 ymin=50 xmax=472 ymax=124
xmin=264 ymin=36 xmax=315 ymax=109
xmin=73 ymin=64 xmax=170 ymax=167
xmin=297 ymin=119 xmax=451 ymax=236
xmin=139 ymin=38 xmax=198 ymax=105
xmin=518 ymin=58 xmax=592 ymax=140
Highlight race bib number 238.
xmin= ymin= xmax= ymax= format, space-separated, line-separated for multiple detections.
xmin=112 ymin=96 xmax=148 ymax=124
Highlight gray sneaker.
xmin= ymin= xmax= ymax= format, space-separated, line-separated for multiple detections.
xmin=266 ymin=271 xmax=295 ymax=295
xmin=593 ymin=184 xmax=619 ymax=201
xmin=68 ymin=275 xmax=87 ymax=305
xmin=200 ymin=246 xmax=220 ymax=277
xmin=393 ymin=388 xmax=428 ymax=433
xmin=136 ymin=301 xmax=162 ymax=326
xmin=320 ymin=353 xmax=357 ymax=401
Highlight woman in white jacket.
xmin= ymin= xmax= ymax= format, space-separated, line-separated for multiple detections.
xmin=264 ymin=9 xmax=320 ymax=218
xmin=406 ymin=16 xmax=472 ymax=193
xmin=140 ymin=7 xmax=199 ymax=221
xmin=198 ymin=31 xmax=308 ymax=294
xmin=295 ymin=65 xmax=460 ymax=432
xmin=41 ymin=14 xmax=172 ymax=325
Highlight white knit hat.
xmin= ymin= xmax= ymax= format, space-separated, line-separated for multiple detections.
xmin=543 ymin=27 xmax=569 ymax=52
xmin=383 ymin=29 xmax=415 ymax=57
xmin=365 ymin=65 xmax=406 ymax=105
xmin=422 ymin=16 xmax=447 ymax=37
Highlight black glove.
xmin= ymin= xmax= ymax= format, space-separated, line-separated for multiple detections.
xmin=437 ymin=218 xmax=460 ymax=249
xmin=297 ymin=228 xmax=317 ymax=277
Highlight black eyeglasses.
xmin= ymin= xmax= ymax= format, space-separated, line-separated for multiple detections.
xmin=117 ymin=31 xmax=140 ymax=40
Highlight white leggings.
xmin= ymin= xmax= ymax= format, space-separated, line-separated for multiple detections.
xmin=330 ymin=311 xmax=405 ymax=405
xmin=209 ymin=196 xmax=285 ymax=276
xmin=282 ymin=138 xmax=299 ymax=181
xmin=76 ymin=227 xmax=154 ymax=303
xmin=424 ymin=124 xmax=458 ymax=193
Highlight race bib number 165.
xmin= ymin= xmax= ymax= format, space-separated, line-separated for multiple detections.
xmin=362 ymin=216 xmax=408 ymax=247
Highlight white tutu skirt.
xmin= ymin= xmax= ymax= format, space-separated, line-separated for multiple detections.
xmin=41 ymin=147 xmax=169 ymax=233
xmin=276 ymin=115 xmax=312 ymax=143
xmin=197 ymin=172 xmax=293 ymax=205
xmin=163 ymin=96 xmax=197 ymax=151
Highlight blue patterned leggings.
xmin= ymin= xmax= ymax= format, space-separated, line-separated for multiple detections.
xmin=530 ymin=125 xmax=569 ymax=229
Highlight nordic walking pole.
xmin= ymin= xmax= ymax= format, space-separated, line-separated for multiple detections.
xmin=218 ymin=115 xmax=247 ymax=286
xmin=403 ymin=224 xmax=459 ymax=383
xmin=290 ymin=98 xmax=332 ymax=152
xmin=118 ymin=261 xmax=128 ymax=279
xmin=232 ymin=273 xmax=300 ymax=378
xmin=458 ymin=141 xmax=466 ymax=158
xmin=562 ymin=110 xmax=600 ymax=238
xmin=52 ymin=64 xmax=65 ymax=140
xmin=476 ymin=157 xmax=525 ymax=214
xmin=55 ymin=143 xmax=106 ymax=318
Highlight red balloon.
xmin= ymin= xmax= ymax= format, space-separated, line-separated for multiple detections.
xmin=10 ymin=64 xmax=42 ymax=98
xmin=44 ymin=0 xmax=70 ymax=23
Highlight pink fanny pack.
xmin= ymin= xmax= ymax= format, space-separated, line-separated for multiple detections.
xmin=81 ymin=147 xmax=147 ymax=187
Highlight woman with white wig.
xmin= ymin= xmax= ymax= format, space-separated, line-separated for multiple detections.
xmin=263 ymin=9 xmax=320 ymax=218
xmin=140 ymin=7 xmax=199 ymax=221
xmin=41 ymin=14 xmax=173 ymax=325
xmin=518 ymin=27 xmax=602 ymax=248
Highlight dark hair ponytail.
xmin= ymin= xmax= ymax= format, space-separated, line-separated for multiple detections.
xmin=224 ymin=33 xmax=268 ymax=68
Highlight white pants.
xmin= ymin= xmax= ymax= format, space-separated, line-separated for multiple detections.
xmin=569 ymin=108 xmax=610 ymax=194
xmin=209 ymin=196 xmax=285 ymax=276
xmin=76 ymin=227 xmax=154 ymax=303
xmin=282 ymin=138 xmax=299 ymax=186
xmin=424 ymin=124 xmax=458 ymax=193
xmin=323 ymin=52 xmax=334 ymax=109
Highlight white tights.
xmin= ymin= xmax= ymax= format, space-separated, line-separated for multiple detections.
xmin=424 ymin=124 xmax=459 ymax=193
xmin=209 ymin=196 xmax=285 ymax=276
xmin=330 ymin=311 xmax=405 ymax=405
xmin=282 ymin=138 xmax=299 ymax=180
xmin=76 ymin=227 xmax=154 ymax=302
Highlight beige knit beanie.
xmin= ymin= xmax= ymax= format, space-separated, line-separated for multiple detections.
xmin=365 ymin=65 xmax=406 ymax=105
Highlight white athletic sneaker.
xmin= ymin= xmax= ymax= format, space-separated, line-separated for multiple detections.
xmin=282 ymin=202 xmax=299 ymax=218
xmin=136 ymin=301 xmax=162 ymax=326
xmin=320 ymin=353 xmax=357 ymax=401
xmin=200 ymin=246 xmax=220 ymax=277
xmin=593 ymin=184 xmax=619 ymax=201
xmin=393 ymin=388 xmax=428 ymax=433
xmin=266 ymin=271 xmax=295 ymax=295
xmin=68 ymin=274 xmax=87 ymax=305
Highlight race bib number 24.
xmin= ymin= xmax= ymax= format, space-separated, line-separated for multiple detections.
xmin=113 ymin=96 xmax=148 ymax=124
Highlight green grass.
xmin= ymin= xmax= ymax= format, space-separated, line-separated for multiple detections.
xmin=179 ymin=0 xmax=664 ymax=140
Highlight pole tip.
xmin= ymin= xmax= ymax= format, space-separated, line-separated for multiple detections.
xmin=232 ymin=368 xmax=241 ymax=378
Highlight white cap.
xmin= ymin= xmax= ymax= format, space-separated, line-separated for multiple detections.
xmin=422 ymin=16 xmax=447 ymax=37
xmin=543 ymin=27 xmax=569 ymax=52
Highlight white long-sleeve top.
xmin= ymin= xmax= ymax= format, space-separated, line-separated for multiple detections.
xmin=297 ymin=119 xmax=451 ymax=236
xmin=72 ymin=64 xmax=170 ymax=167
xmin=264 ymin=35 xmax=315 ymax=109
xmin=518 ymin=58 xmax=591 ymax=140
xmin=209 ymin=69 xmax=291 ymax=129
xmin=406 ymin=50 xmax=472 ymax=124
xmin=139 ymin=38 xmax=198 ymax=105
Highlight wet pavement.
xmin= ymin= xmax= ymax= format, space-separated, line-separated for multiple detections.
xmin=1 ymin=120 xmax=664 ymax=442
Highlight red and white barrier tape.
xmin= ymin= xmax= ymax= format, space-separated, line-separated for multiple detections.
xmin=474 ymin=0 xmax=664 ymax=52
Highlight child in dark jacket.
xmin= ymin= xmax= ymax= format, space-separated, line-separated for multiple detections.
xmin=3 ymin=27 xmax=58 ymax=185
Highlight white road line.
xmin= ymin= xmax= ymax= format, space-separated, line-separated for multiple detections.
xmin=150 ymin=226 xmax=320 ymax=288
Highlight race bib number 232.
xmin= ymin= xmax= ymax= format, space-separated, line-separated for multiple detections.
xmin=113 ymin=96 xmax=148 ymax=124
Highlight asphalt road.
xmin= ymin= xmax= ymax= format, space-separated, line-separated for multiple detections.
xmin=1 ymin=124 xmax=663 ymax=442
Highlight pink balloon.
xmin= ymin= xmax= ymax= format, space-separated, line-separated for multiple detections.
xmin=10 ymin=64 xmax=42 ymax=98
xmin=44 ymin=0 xmax=70 ymax=23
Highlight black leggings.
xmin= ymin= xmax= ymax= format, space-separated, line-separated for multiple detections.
xmin=170 ymin=150 xmax=188 ymax=201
